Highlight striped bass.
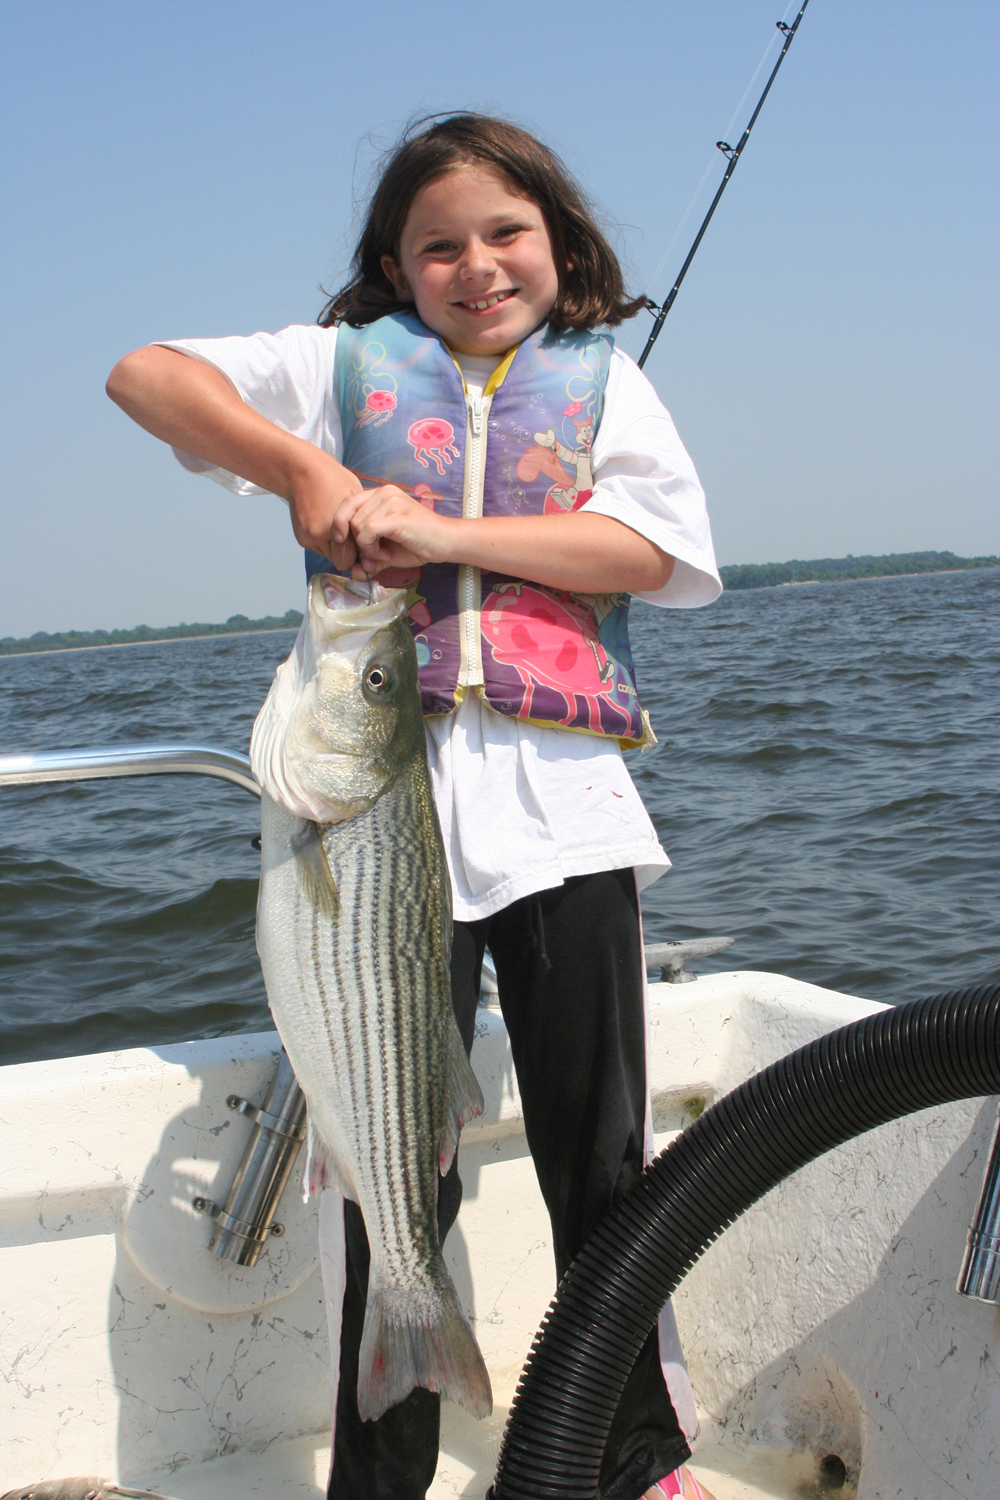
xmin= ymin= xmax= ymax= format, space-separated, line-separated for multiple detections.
xmin=251 ymin=572 xmax=491 ymax=1422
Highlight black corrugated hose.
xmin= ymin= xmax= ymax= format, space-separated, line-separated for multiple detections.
xmin=488 ymin=983 xmax=1000 ymax=1500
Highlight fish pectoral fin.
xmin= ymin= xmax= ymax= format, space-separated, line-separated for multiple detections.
xmin=291 ymin=822 xmax=339 ymax=919
xmin=438 ymin=1023 xmax=486 ymax=1177
xmin=304 ymin=1118 xmax=356 ymax=1203
xmin=357 ymin=1275 xmax=492 ymax=1422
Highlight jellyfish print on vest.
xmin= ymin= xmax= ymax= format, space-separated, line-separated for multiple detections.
xmin=483 ymin=582 xmax=634 ymax=735
xmin=408 ymin=417 xmax=460 ymax=475
xmin=356 ymin=389 xmax=397 ymax=428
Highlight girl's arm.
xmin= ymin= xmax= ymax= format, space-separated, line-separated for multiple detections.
xmin=106 ymin=346 xmax=674 ymax=592
xmin=106 ymin=345 xmax=363 ymax=571
xmin=331 ymin=487 xmax=675 ymax=594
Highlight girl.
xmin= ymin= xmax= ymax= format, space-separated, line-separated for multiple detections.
xmin=108 ymin=114 xmax=720 ymax=1500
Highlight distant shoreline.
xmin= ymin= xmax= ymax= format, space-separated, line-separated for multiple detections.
xmin=0 ymin=611 xmax=303 ymax=660
xmin=719 ymin=549 xmax=997 ymax=592
xmin=2 ymin=551 xmax=997 ymax=658
xmin=780 ymin=567 xmax=971 ymax=586
xmin=0 ymin=625 xmax=302 ymax=661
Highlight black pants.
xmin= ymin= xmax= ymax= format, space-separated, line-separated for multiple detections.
xmin=327 ymin=869 xmax=690 ymax=1500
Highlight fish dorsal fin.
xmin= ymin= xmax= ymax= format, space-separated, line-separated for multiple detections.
xmin=438 ymin=1022 xmax=485 ymax=1177
xmin=291 ymin=821 xmax=339 ymax=919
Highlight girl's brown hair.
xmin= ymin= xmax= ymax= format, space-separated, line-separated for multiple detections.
xmin=319 ymin=113 xmax=649 ymax=332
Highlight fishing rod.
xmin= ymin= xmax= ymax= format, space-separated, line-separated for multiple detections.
xmin=637 ymin=0 xmax=811 ymax=370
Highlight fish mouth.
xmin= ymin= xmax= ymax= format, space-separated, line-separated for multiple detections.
xmin=310 ymin=573 xmax=408 ymax=640
xmin=321 ymin=575 xmax=378 ymax=609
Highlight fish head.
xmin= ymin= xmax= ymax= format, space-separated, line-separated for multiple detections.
xmin=283 ymin=574 xmax=424 ymax=820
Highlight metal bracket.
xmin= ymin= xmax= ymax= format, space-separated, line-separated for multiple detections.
xmin=716 ymin=141 xmax=736 ymax=160
xmin=200 ymin=1051 xmax=307 ymax=1266
xmin=644 ymin=937 xmax=736 ymax=984
xmin=226 ymin=1093 xmax=306 ymax=1143
xmin=192 ymin=1196 xmax=286 ymax=1243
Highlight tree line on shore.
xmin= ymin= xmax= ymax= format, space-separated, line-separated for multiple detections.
xmin=0 ymin=610 xmax=304 ymax=657
xmin=1 ymin=551 xmax=997 ymax=656
xmin=720 ymin=549 xmax=997 ymax=591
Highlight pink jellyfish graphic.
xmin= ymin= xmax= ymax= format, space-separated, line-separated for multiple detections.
xmin=483 ymin=583 xmax=633 ymax=735
xmin=357 ymin=389 xmax=397 ymax=428
xmin=408 ymin=417 xmax=460 ymax=475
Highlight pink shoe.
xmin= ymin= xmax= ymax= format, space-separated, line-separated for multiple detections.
xmin=654 ymin=1467 xmax=707 ymax=1499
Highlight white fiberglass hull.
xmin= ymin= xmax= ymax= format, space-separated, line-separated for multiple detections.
xmin=1 ymin=972 xmax=996 ymax=1500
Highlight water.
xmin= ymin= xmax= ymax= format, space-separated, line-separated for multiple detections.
xmin=0 ymin=570 xmax=997 ymax=1067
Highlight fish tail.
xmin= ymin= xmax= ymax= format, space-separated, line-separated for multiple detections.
xmin=357 ymin=1274 xmax=492 ymax=1422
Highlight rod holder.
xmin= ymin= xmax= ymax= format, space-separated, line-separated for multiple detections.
xmin=957 ymin=1103 xmax=1000 ymax=1303
xmin=195 ymin=1050 xmax=307 ymax=1267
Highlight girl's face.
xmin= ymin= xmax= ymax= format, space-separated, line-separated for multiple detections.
xmin=381 ymin=165 xmax=561 ymax=356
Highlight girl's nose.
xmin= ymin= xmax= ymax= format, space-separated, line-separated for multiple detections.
xmin=458 ymin=237 xmax=495 ymax=280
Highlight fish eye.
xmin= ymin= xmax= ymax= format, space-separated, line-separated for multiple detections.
xmin=363 ymin=662 xmax=393 ymax=695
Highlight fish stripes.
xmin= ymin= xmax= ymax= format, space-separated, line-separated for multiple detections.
xmin=255 ymin=574 xmax=490 ymax=1420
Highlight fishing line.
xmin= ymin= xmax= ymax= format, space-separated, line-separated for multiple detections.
xmin=637 ymin=0 xmax=811 ymax=370
xmin=644 ymin=0 xmax=796 ymax=300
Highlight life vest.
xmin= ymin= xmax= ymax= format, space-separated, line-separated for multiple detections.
xmin=305 ymin=310 xmax=652 ymax=748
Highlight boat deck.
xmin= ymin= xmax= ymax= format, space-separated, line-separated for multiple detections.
xmin=132 ymin=1407 xmax=827 ymax=1500
xmin=3 ymin=972 xmax=992 ymax=1499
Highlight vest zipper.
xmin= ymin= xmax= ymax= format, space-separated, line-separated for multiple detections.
xmin=458 ymin=393 xmax=489 ymax=688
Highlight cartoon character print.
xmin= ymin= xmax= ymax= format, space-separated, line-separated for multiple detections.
xmin=408 ymin=417 xmax=460 ymax=475
xmin=344 ymin=338 xmax=399 ymax=432
xmin=515 ymin=400 xmax=595 ymax=513
xmin=356 ymin=389 xmax=397 ymax=427
xmin=482 ymin=581 xmax=634 ymax=735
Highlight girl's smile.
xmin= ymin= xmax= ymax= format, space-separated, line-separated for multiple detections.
xmin=381 ymin=166 xmax=561 ymax=355
xmin=455 ymin=287 xmax=518 ymax=313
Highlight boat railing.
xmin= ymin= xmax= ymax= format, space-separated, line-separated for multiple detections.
xmin=0 ymin=742 xmax=260 ymax=796
xmin=0 ymin=740 xmax=290 ymax=1266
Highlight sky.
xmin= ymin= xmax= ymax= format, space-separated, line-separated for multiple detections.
xmin=1 ymin=0 xmax=997 ymax=637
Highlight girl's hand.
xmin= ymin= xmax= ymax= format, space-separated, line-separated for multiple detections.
xmin=327 ymin=492 xmax=674 ymax=593
xmin=286 ymin=453 xmax=368 ymax=572
xmin=332 ymin=487 xmax=456 ymax=578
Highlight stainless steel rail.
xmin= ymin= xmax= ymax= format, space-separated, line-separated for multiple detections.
xmin=957 ymin=1103 xmax=1000 ymax=1304
xmin=0 ymin=740 xmax=302 ymax=1268
xmin=0 ymin=743 xmax=260 ymax=796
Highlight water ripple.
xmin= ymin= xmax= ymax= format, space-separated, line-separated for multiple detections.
xmin=631 ymin=568 xmax=1000 ymax=1007
xmin=1 ymin=571 xmax=998 ymax=1065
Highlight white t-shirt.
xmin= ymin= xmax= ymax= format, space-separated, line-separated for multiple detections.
xmin=161 ymin=324 xmax=721 ymax=921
